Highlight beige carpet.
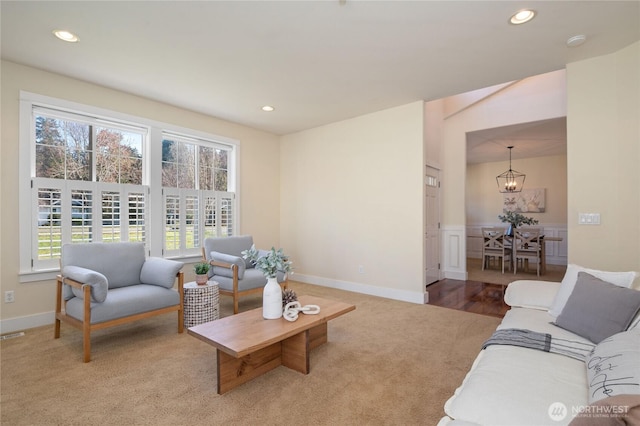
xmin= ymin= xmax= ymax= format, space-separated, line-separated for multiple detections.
xmin=1 ymin=282 xmax=501 ymax=426
xmin=467 ymin=257 xmax=566 ymax=286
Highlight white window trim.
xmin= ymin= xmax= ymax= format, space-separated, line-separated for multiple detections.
xmin=19 ymin=91 xmax=240 ymax=282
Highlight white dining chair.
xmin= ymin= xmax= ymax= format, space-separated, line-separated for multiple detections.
xmin=481 ymin=227 xmax=512 ymax=274
xmin=513 ymin=228 xmax=542 ymax=276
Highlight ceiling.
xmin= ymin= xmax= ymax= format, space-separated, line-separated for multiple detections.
xmin=2 ymin=1 xmax=638 ymax=144
xmin=466 ymin=117 xmax=568 ymax=164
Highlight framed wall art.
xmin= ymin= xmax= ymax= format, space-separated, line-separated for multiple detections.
xmin=503 ymin=188 xmax=545 ymax=213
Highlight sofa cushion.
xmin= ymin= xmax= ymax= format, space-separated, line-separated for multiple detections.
xmin=140 ymin=257 xmax=184 ymax=289
xmin=61 ymin=242 xmax=146 ymax=289
xmin=62 ymin=265 xmax=109 ymax=303
xmin=554 ymin=272 xmax=640 ymax=343
xmin=444 ymin=345 xmax=588 ymax=425
xmin=445 ymin=307 xmax=591 ymax=425
xmin=549 ymin=264 xmax=637 ymax=319
xmin=209 ymin=251 xmax=246 ymax=279
xmin=584 ymin=328 xmax=640 ymax=404
xmin=65 ymin=285 xmax=180 ymax=324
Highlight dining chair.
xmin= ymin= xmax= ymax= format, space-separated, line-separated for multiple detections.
xmin=513 ymin=228 xmax=542 ymax=276
xmin=481 ymin=227 xmax=512 ymax=274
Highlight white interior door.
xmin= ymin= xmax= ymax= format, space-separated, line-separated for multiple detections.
xmin=425 ymin=166 xmax=440 ymax=286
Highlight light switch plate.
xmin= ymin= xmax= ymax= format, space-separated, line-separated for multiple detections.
xmin=579 ymin=213 xmax=600 ymax=225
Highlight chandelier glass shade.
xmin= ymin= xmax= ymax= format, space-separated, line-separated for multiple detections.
xmin=496 ymin=146 xmax=525 ymax=193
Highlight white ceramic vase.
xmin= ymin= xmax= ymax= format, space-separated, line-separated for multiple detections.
xmin=262 ymin=277 xmax=283 ymax=319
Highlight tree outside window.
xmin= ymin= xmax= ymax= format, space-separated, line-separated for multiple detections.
xmin=24 ymin=98 xmax=237 ymax=273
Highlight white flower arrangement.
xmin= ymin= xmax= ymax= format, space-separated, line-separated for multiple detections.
xmin=242 ymin=245 xmax=293 ymax=279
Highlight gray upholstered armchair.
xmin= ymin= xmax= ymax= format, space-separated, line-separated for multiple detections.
xmin=202 ymin=236 xmax=287 ymax=314
xmin=55 ymin=242 xmax=184 ymax=362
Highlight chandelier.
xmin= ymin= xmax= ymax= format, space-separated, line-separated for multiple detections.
xmin=496 ymin=146 xmax=525 ymax=193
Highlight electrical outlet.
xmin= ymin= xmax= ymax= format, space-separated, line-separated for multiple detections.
xmin=5 ymin=291 xmax=15 ymax=303
xmin=358 ymin=265 xmax=365 ymax=274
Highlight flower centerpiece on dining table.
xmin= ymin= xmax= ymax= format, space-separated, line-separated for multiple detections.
xmin=242 ymin=245 xmax=293 ymax=319
xmin=498 ymin=211 xmax=539 ymax=236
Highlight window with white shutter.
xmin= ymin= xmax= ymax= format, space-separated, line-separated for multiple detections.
xmin=161 ymin=133 xmax=236 ymax=256
xmin=21 ymin=93 xmax=237 ymax=276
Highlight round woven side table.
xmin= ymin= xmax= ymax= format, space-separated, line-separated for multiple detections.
xmin=183 ymin=280 xmax=220 ymax=328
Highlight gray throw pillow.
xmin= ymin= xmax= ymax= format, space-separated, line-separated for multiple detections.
xmin=140 ymin=257 xmax=184 ymax=289
xmin=210 ymin=251 xmax=246 ymax=279
xmin=554 ymin=272 xmax=640 ymax=343
xmin=62 ymin=265 xmax=109 ymax=303
xmin=549 ymin=264 xmax=638 ymax=318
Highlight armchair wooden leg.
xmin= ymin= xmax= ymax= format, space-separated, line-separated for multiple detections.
xmin=83 ymin=287 xmax=91 ymax=363
xmin=233 ymin=297 xmax=239 ymax=314
xmin=177 ymin=271 xmax=184 ymax=332
xmin=55 ymin=276 xmax=62 ymax=339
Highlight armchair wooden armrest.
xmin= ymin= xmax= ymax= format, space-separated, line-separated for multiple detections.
xmin=208 ymin=259 xmax=236 ymax=271
xmin=202 ymin=248 xmax=239 ymax=280
xmin=207 ymin=258 xmax=241 ymax=313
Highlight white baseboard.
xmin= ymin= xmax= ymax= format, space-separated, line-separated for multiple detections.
xmin=292 ymin=273 xmax=427 ymax=305
xmin=0 ymin=311 xmax=54 ymax=334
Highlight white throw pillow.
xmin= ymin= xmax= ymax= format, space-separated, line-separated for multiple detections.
xmin=585 ymin=327 xmax=640 ymax=404
xmin=549 ymin=264 xmax=638 ymax=318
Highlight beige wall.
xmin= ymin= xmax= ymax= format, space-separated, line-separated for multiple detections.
xmin=466 ymin=155 xmax=568 ymax=226
xmin=0 ymin=61 xmax=281 ymax=327
xmin=566 ymin=41 xmax=640 ymax=272
xmin=280 ymin=102 xmax=426 ymax=301
xmin=441 ymin=70 xmax=568 ymax=228
xmin=435 ymin=70 xmax=567 ymax=278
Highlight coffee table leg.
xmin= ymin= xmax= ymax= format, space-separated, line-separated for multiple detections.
xmin=309 ymin=322 xmax=328 ymax=350
xmin=282 ymin=323 xmax=328 ymax=373
xmin=216 ymin=344 xmax=281 ymax=394
xmin=215 ymin=322 xmax=331 ymax=393
xmin=282 ymin=330 xmax=310 ymax=374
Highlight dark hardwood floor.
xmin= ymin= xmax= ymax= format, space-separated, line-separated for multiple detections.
xmin=426 ymin=279 xmax=509 ymax=318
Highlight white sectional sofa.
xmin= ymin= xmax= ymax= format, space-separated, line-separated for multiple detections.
xmin=439 ymin=265 xmax=640 ymax=426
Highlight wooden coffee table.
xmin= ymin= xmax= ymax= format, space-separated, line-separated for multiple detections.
xmin=187 ymin=295 xmax=355 ymax=394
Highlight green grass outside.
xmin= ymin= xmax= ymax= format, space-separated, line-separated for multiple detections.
xmin=37 ymin=225 xmax=226 ymax=259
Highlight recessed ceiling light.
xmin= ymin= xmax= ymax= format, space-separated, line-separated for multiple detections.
xmin=53 ymin=30 xmax=79 ymax=43
xmin=509 ymin=9 xmax=536 ymax=25
xmin=567 ymin=35 xmax=587 ymax=47
xmin=261 ymin=105 xmax=275 ymax=112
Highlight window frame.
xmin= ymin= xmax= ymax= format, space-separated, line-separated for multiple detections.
xmin=19 ymin=91 xmax=240 ymax=282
